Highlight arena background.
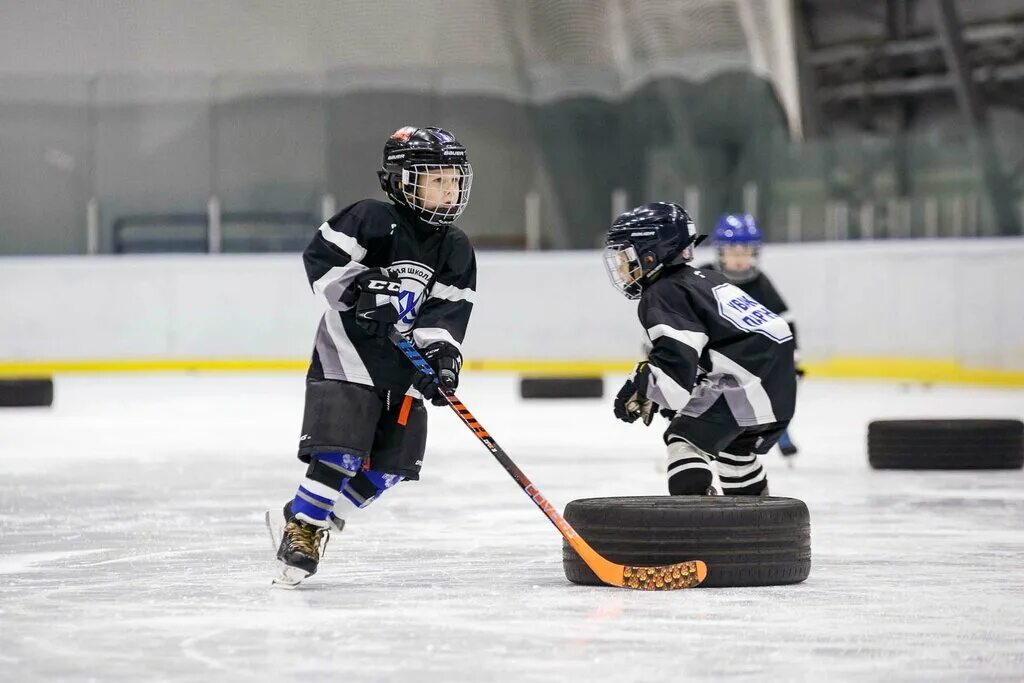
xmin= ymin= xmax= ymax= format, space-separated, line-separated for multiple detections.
xmin=3 ymin=2 xmax=1024 ymax=682
xmin=2 ymin=0 xmax=1023 ymax=384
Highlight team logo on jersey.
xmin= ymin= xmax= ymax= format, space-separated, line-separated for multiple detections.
xmin=397 ymin=291 xmax=418 ymax=324
xmin=390 ymin=260 xmax=434 ymax=329
xmin=712 ymin=283 xmax=793 ymax=343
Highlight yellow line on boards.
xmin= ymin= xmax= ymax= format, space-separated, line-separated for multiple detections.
xmin=0 ymin=357 xmax=1022 ymax=387
xmin=800 ymin=358 xmax=1024 ymax=388
xmin=0 ymin=359 xmax=308 ymax=375
xmin=462 ymin=359 xmax=636 ymax=375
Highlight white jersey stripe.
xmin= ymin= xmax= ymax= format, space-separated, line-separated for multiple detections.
xmin=647 ymin=324 xmax=709 ymax=355
xmin=312 ymin=261 xmax=368 ymax=311
xmin=318 ymin=222 xmax=368 ymax=261
xmin=429 ymin=281 xmax=477 ymax=304
xmin=324 ymin=313 xmax=371 ymax=382
xmin=708 ymin=349 xmax=777 ymax=423
xmin=646 ymin=364 xmax=691 ymax=411
xmin=412 ymin=327 xmax=461 ymax=351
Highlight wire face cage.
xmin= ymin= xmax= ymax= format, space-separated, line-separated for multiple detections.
xmin=401 ymin=163 xmax=473 ymax=225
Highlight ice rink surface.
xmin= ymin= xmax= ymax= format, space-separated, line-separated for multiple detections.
xmin=1 ymin=373 xmax=1023 ymax=682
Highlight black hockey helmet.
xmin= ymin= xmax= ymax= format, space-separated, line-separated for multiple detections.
xmin=377 ymin=126 xmax=473 ymax=226
xmin=603 ymin=202 xmax=705 ymax=299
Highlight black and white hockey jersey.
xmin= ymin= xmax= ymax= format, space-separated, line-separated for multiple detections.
xmin=697 ymin=264 xmax=798 ymax=347
xmin=303 ymin=199 xmax=476 ymax=392
xmin=640 ymin=264 xmax=796 ymax=426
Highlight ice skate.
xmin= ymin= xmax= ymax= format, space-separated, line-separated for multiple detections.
xmin=778 ymin=430 xmax=798 ymax=457
xmin=777 ymin=431 xmax=798 ymax=467
xmin=266 ymin=502 xmax=331 ymax=588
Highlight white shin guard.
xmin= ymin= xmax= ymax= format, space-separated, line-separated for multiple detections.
xmin=666 ymin=440 xmax=717 ymax=495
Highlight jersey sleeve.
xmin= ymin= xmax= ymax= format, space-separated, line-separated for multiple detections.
xmin=302 ymin=203 xmax=376 ymax=311
xmin=758 ymin=274 xmax=798 ymax=350
xmin=639 ymin=284 xmax=709 ymax=411
xmin=412 ymin=229 xmax=477 ymax=352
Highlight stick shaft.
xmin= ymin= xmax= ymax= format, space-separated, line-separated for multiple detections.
xmin=388 ymin=333 xmax=602 ymax=553
xmin=388 ymin=329 xmax=705 ymax=590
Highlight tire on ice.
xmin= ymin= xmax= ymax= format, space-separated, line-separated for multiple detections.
xmin=868 ymin=419 xmax=1023 ymax=470
xmin=562 ymin=496 xmax=811 ymax=588
xmin=519 ymin=377 xmax=604 ymax=399
xmin=0 ymin=378 xmax=54 ymax=408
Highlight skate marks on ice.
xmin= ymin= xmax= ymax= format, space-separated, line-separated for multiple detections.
xmin=0 ymin=374 xmax=1023 ymax=680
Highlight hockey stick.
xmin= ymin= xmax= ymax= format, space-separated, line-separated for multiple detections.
xmin=388 ymin=328 xmax=707 ymax=591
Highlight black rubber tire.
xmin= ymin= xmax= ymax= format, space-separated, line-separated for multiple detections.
xmin=562 ymin=496 xmax=811 ymax=588
xmin=868 ymin=419 xmax=1023 ymax=470
xmin=520 ymin=376 xmax=603 ymax=399
xmin=0 ymin=378 xmax=54 ymax=408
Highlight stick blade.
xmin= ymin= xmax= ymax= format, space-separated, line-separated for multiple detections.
xmin=620 ymin=560 xmax=707 ymax=590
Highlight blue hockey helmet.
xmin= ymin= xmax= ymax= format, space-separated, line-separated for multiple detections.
xmin=713 ymin=213 xmax=762 ymax=283
xmin=713 ymin=213 xmax=762 ymax=245
xmin=604 ymin=202 xmax=705 ymax=299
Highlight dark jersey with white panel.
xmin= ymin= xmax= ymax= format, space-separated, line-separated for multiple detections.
xmin=697 ymin=264 xmax=797 ymax=348
xmin=303 ymin=198 xmax=476 ymax=393
xmin=639 ymin=264 xmax=796 ymax=427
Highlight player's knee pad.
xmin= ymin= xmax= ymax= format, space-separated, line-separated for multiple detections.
xmin=666 ymin=440 xmax=714 ymax=495
xmin=716 ymin=451 xmax=767 ymax=495
xmin=340 ymin=469 xmax=404 ymax=509
xmin=305 ymin=452 xmax=364 ymax=488
xmin=292 ymin=452 xmax=365 ymax=525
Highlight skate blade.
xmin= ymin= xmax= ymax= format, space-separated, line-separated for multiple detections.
xmin=266 ymin=510 xmax=308 ymax=588
xmin=271 ymin=564 xmax=309 ymax=589
xmin=265 ymin=509 xmax=283 ymax=551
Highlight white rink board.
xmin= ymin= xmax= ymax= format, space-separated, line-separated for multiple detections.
xmin=1 ymin=238 xmax=1024 ymax=369
xmin=1 ymin=374 xmax=1023 ymax=680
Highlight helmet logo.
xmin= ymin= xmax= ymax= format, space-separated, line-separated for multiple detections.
xmin=390 ymin=126 xmax=417 ymax=141
xmin=381 ymin=126 xmax=471 ymax=226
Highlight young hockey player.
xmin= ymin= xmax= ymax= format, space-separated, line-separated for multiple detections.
xmin=701 ymin=214 xmax=801 ymax=455
xmin=604 ymin=202 xmax=796 ymax=496
xmin=269 ymin=126 xmax=477 ymax=586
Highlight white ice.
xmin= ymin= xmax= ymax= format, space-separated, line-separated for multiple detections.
xmin=1 ymin=374 xmax=1023 ymax=682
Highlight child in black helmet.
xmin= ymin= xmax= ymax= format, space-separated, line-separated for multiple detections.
xmin=604 ymin=203 xmax=797 ymax=496
xmin=269 ymin=126 xmax=477 ymax=587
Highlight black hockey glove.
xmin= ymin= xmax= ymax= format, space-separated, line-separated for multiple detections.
xmin=412 ymin=341 xmax=462 ymax=406
xmin=353 ymin=268 xmax=402 ymax=337
xmin=614 ymin=361 xmax=660 ymax=426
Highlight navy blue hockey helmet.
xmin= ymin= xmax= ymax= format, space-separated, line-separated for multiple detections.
xmin=713 ymin=213 xmax=762 ymax=283
xmin=603 ymin=202 xmax=705 ymax=299
xmin=378 ymin=126 xmax=473 ymax=226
